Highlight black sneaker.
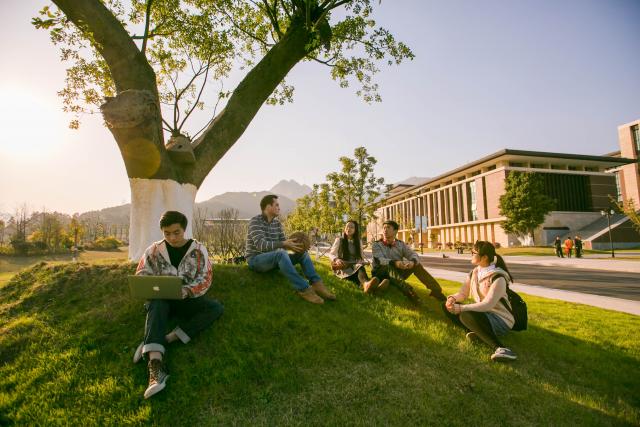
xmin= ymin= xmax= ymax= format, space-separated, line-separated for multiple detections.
xmin=491 ymin=347 xmax=517 ymax=362
xmin=144 ymin=359 xmax=169 ymax=399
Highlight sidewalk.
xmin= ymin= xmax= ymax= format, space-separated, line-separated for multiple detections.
xmin=419 ymin=251 xmax=640 ymax=273
xmin=426 ymin=267 xmax=640 ymax=316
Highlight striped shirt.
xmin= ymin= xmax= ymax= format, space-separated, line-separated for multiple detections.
xmin=245 ymin=214 xmax=285 ymax=259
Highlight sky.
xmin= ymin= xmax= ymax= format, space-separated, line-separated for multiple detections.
xmin=1 ymin=0 xmax=639 ymax=215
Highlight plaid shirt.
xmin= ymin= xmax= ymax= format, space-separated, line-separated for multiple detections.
xmin=372 ymin=239 xmax=420 ymax=268
xmin=245 ymin=214 xmax=285 ymax=259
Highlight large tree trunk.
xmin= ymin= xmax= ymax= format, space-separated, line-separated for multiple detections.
xmin=128 ymin=178 xmax=198 ymax=261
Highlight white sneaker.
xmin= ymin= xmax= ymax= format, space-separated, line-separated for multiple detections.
xmin=491 ymin=347 xmax=517 ymax=361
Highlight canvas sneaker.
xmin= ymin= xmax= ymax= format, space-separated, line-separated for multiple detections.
xmin=491 ymin=347 xmax=517 ymax=362
xmin=144 ymin=359 xmax=169 ymax=399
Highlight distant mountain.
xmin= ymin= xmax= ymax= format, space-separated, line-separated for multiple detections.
xmin=269 ymin=179 xmax=312 ymax=201
xmin=72 ymin=180 xmax=310 ymax=223
xmin=80 ymin=204 xmax=131 ymax=225
xmin=197 ymin=191 xmax=297 ymax=219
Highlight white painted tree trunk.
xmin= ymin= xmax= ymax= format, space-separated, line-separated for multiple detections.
xmin=128 ymin=178 xmax=198 ymax=261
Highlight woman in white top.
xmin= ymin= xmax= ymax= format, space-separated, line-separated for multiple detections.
xmin=444 ymin=241 xmax=518 ymax=361
xmin=329 ymin=221 xmax=380 ymax=293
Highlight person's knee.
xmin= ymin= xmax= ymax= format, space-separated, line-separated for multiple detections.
xmin=146 ymin=299 xmax=170 ymax=312
xmin=208 ymin=299 xmax=224 ymax=320
xmin=274 ymin=248 xmax=288 ymax=259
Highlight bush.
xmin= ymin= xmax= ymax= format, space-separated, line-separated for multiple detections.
xmin=86 ymin=236 xmax=123 ymax=251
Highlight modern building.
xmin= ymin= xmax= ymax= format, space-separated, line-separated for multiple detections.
xmin=368 ymin=121 xmax=640 ymax=249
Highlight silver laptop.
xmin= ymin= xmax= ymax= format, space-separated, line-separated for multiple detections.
xmin=128 ymin=275 xmax=183 ymax=300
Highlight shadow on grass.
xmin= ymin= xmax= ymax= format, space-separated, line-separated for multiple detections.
xmin=0 ymin=261 xmax=638 ymax=425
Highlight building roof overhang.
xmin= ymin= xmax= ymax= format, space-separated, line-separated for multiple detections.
xmin=382 ymin=148 xmax=636 ymax=203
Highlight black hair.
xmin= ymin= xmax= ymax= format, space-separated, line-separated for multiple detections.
xmin=382 ymin=220 xmax=399 ymax=231
xmin=159 ymin=211 xmax=188 ymax=230
xmin=260 ymin=194 xmax=278 ymax=212
xmin=473 ymin=240 xmax=513 ymax=281
xmin=340 ymin=220 xmax=362 ymax=261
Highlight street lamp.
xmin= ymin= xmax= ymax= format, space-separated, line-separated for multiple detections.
xmin=600 ymin=209 xmax=615 ymax=258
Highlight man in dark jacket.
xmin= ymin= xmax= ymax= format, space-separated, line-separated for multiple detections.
xmin=554 ymin=236 xmax=564 ymax=258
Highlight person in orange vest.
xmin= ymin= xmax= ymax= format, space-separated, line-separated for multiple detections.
xmin=563 ymin=237 xmax=574 ymax=258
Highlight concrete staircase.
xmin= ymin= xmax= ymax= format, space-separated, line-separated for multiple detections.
xmin=563 ymin=213 xmax=628 ymax=242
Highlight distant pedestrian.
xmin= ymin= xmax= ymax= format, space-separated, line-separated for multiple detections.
xmin=554 ymin=236 xmax=564 ymax=258
xmin=574 ymin=235 xmax=583 ymax=258
xmin=564 ymin=237 xmax=573 ymax=258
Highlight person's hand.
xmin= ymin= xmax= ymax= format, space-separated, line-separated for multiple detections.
xmin=394 ymin=260 xmax=405 ymax=269
xmin=445 ymin=296 xmax=456 ymax=310
xmin=283 ymin=238 xmax=304 ymax=253
xmin=405 ymin=260 xmax=415 ymax=269
xmin=181 ymin=288 xmax=189 ymax=299
xmin=333 ymin=259 xmax=346 ymax=269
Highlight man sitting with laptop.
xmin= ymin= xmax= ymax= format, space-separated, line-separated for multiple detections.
xmin=131 ymin=210 xmax=223 ymax=399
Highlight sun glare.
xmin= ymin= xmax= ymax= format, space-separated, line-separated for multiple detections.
xmin=0 ymin=86 xmax=70 ymax=157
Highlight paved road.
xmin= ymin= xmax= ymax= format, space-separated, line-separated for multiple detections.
xmin=419 ymin=256 xmax=640 ymax=301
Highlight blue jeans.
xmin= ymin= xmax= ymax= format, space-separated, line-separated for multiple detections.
xmin=248 ymin=249 xmax=321 ymax=291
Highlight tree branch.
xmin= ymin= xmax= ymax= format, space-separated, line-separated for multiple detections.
xmin=52 ymin=0 xmax=157 ymax=96
xmin=141 ymin=0 xmax=153 ymax=55
xmin=190 ymin=22 xmax=312 ymax=186
xmin=179 ymin=59 xmax=212 ymax=132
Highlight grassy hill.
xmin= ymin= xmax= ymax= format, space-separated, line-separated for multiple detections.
xmin=0 ymin=261 xmax=639 ymax=425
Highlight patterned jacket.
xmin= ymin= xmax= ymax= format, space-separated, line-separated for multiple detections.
xmin=135 ymin=239 xmax=213 ymax=298
xmin=372 ymin=239 xmax=420 ymax=268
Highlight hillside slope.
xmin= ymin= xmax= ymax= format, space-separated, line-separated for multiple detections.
xmin=0 ymin=262 xmax=638 ymax=425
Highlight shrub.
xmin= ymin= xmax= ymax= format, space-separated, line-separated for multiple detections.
xmin=86 ymin=236 xmax=123 ymax=251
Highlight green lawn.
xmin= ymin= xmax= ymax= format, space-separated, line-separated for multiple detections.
xmin=0 ymin=257 xmax=638 ymax=425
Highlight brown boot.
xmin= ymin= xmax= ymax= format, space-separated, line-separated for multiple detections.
xmin=311 ymin=282 xmax=336 ymax=300
xmin=298 ymin=287 xmax=324 ymax=304
xmin=377 ymin=278 xmax=390 ymax=292
xmin=363 ymin=277 xmax=380 ymax=294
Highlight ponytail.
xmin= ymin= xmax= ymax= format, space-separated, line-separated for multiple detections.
xmin=494 ymin=254 xmax=513 ymax=282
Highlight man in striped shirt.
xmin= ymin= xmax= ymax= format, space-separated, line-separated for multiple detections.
xmin=246 ymin=195 xmax=336 ymax=304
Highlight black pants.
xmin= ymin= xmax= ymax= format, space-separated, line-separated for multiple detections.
xmin=372 ymin=263 xmax=443 ymax=301
xmin=144 ymin=297 xmax=224 ymax=354
xmin=555 ymin=247 xmax=564 ymax=258
xmin=441 ymin=304 xmax=503 ymax=349
xmin=344 ymin=268 xmax=369 ymax=287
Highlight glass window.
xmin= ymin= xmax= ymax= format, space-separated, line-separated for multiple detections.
xmin=469 ymin=181 xmax=478 ymax=221
xmin=615 ymin=172 xmax=622 ymax=202
xmin=633 ymin=125 xmax=640 ymax=154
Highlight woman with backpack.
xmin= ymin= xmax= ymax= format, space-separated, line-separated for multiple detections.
xmin=329 ymin=220 xmax=381 ymax=293
xmin=444 ymin=241 xmax=519 ymax=361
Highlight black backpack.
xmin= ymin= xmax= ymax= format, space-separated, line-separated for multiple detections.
xmin=472 ymin=270 xmax=528 ymax=331
xmin=492 ymin=273 xmax=528 ymax=331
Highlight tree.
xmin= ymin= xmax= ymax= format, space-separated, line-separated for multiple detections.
xmin=0 ymin=219 xmax=5 ymax=246
xmin=499 ymin=171 xmax=556 ymax=246
xmin=287 ymin=147 xmax=385 ymax=239
xmin=34 ymin=1 xmax=413 ymax=260
xmin=615 ymin=198 xmax=640 ymax=233
xmin=326 ymin=146 xmax=385 ymax=229
xmin=68 ymin=214 xmax=85 ymax=247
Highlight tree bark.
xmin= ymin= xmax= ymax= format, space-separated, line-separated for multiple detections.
xmin=128 ymin=178 xmax=198 ymax=261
